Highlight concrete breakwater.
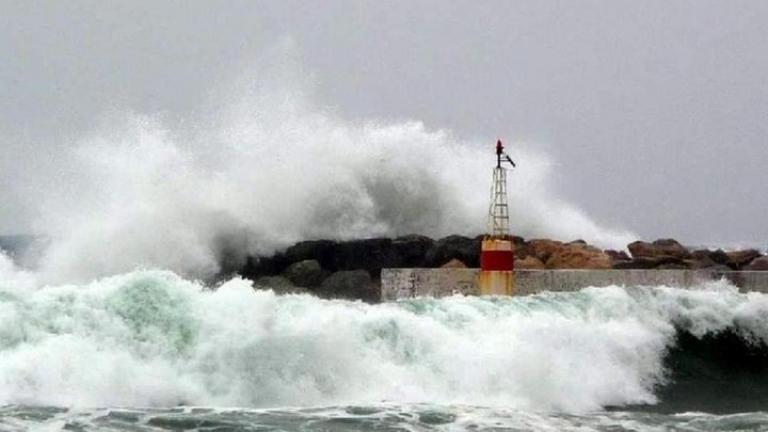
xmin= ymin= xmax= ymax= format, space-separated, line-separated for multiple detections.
xmin=381 ymin=269 xmax=768 ymax=300
xmin=236 ymin=235 xmax=767 ymax=302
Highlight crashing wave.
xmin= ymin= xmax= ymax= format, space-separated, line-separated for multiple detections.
xmin=0 ymin=269 xmax=766 ymax=412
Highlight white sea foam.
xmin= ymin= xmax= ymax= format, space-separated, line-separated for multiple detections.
xmin=0 ymin=251 xmax=36 ymax=292
xmin=21 ymin=47 xmax=634 ymax=284
xmin=0 ymin=271 xmax=763 ymax=411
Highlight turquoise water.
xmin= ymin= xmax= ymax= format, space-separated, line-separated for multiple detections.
xmin=1 ymin=267 xmax=768 ymax=430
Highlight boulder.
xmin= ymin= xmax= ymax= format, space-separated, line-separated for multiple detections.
xmin=526 ymin=239 xmax=611 ymax=269
xmin=726 ymin=249 xmax=762 ymax=269
xmin=690 ymin=249 xmax=730 ymax=268
xmin=441 ymin=258 xmax=467 ymax=268
xmin=652 ymin=239 xmax=691 ymax=259
xmin=628 ymin=241 xmax=655 ymax=259
xmin=515 ymin=256 xmax=546 ymax=269
xmin=691 ymin=249 xmax=711 ymax=260
xmin=652 ymin=256 xmax=689 ymax=268
xmin=318 ymin=270 xmax=379 ymax=303
xmin=284 ymin=240 xmax=339 ymax=270
xmin=510 ymin=236 xmax=529 ymax=258
xmin=424 ymin=235 xmax=481 ymax=268
xmin=685 ymin=256 xmax=718 ymax=269
xmin=613 ymin=258 xmax=657 ymax=269
xmin=628 ymin=239 xmax=689 ymax=259
xmin=335 ymin=238 xmax=401 ymax=276
xmin=709 ymin=249 xmax=731 ymax=265
xmin=239 ymin=254 xmax=289 ymax=279
xmin=392 ymin=235 xmax=434 ymax=267
xmin=282 ymin=259 xmax=327 ymax=287
xmin=527 ymin=239 xmax=565 ymax=263
xmin=605 ymin=249 xmax=631 ymax=262
xmin=612 ymin=256 xmax=688 ymax=270
xmin=545 ymin=243 xmax=612 ymax=269
xmin=744 ymin=256 xmax=768 ymax=271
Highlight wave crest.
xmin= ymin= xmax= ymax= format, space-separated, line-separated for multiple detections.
xmin=0 ymin=271 xmax=765 ymax=411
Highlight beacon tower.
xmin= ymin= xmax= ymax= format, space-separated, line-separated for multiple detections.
xmin=479 ymin=140 xmax=516 ymax=295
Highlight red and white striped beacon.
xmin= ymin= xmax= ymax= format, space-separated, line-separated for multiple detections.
xmin=479 ymin=140 xmax=516 ymax=295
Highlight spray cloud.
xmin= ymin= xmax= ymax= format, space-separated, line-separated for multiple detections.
xmin=20 ymin=46 xmax=634 ymax=284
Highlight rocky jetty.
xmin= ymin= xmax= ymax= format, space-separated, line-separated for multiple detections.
xmin=237 ymin=235 xmax=767 ymax=301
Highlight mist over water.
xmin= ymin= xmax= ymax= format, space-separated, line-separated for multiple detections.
xmin=11 ymin=52 xmax=634 ymax=284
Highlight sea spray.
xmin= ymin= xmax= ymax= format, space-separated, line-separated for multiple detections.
xmin=1 ymin=270 xmax=766 ymax=412
xmin=0 ymin=251 xmax=36 ymax=292
xmin=24 ymin=52 xmax=635 ymax=284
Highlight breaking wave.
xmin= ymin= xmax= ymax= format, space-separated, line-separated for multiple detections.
xmin=0 ymin=266 xmax=766 ymax=413
xmin=17 ymin=47 xmax=634 ymax=284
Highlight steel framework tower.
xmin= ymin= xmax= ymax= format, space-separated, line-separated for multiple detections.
xmin=488 ymin=166 xmax=510 ymax=237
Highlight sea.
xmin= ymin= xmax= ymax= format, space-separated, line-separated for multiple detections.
xmin=0 ymin=266 xmax=767 ymax=431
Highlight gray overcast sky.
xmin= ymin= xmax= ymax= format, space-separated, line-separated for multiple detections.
xmin=1 ymin=0 xmax=767 ymax=246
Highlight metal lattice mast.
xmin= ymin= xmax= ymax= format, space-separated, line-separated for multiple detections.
xmin=488 ymin=166 xmax=509 ymax=237
xmin=487 ymin=140 xmax=515 ymax=239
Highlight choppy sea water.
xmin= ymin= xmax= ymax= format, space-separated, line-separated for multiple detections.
xmin=2 ymin=262 xmax=768 ymax=431
xmin=3 ymin=405 xmax=768 ymax=431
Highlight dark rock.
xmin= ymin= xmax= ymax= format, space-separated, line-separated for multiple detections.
xmin=526 ymin=239 xmax=564 ymax=263
xmin=335 ymin=238 xmax=400 ymax=277
xmin=424 ymin=235 xmax=481 ymax=268
xmin=744 ymin=256 xmax=768 ymax=271
xmin=238 ymin=257 xmax=260 ymax=279
xmin=613 ymin=258 xmax=658 ymax=269
xmin=655 ymin=256 xmax=689 ymax=267
xmin=709 ymin=249 xmax=731 ymax=265
xmin=605 ymin=249 xmax=631 ymax=262
xmin=691 ymin=249 xmax=711 ymax=260
xmin=392 ymin=235 xmax=434 ymax=267
xmin=613 ymin=256 xmax=687 ymax=269
xmin=726 ymin=249 xmax=762 ymax=269
xmin=282 ymin=259 xmax=327 ymax=287
xmin=284 ymin=240 xmax=340 ymax=270
xmin=628 ymin=239 xmax=690 ymax=259
xmin=652 ymin=239 xmax=691 ymax=259
xmin=628 ymin=241 xmax=655 ymax=259
xmin=239 ymin=254 xmax=289 ymax=279
xmin=511 ymin=236 xmax=526 ymax=244
xmin=516 ymin=256 xmax=546 ymax=269
xmin=657 ymin=262 xmax=691 ymax=270
xmin=318 ymin=270 xmax=379 ymax=303
xmin=685 ymin=257 xmax=718 ymax=269
xmin=689 ymin=249 xmax=732 ymax=269
xmin=511 ymin=236 xmax=528 ymax=258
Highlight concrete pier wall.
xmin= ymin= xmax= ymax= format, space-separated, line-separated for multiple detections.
xmin=380 ymin=269 xmax=768 ymax=300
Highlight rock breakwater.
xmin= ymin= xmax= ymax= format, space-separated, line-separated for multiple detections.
xmin=237 ymin=236 xmax=767 ymax=301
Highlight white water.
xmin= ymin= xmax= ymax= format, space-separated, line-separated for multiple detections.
xmin=15 ymin=47 xmax=635 ymax=284
xmin=1 ymin=262 xmax=766 ymax=412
